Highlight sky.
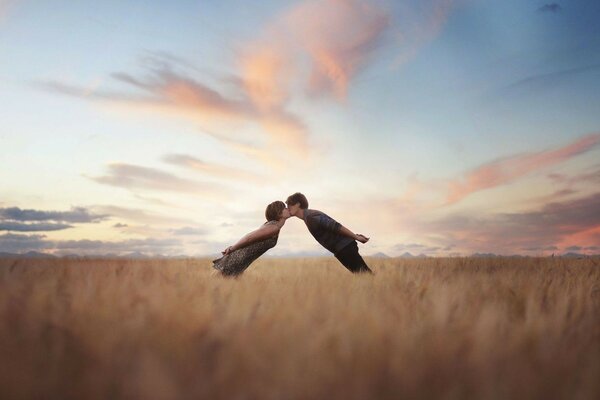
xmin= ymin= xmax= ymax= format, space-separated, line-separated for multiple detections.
xmin=1 ymin=0 xmax=599 ymax=257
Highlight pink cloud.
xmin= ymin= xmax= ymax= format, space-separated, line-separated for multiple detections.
xmin=239 ymin=0 xmax=390 ymax=105
xmin=446 ymin=133 xmax=600 ymax=204
xmin=407 ymin=191 xmax=600 ymax=256
xmin=42 ymin=66 xmax=310 ymax=169
xmin=239 ymin=0 xmax=459 ymax=105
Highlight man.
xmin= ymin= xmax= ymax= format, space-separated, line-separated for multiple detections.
xmin=286 ymin=192 xmax=373 ymax=274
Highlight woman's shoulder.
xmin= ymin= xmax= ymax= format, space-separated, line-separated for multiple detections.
xmin=263 ymin=220 xmax=279 ymax=226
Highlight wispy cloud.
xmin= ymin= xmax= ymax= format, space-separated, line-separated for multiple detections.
xmin=547 ymin=166 xmax=600 ymax=186
xmin=240 ymin=0 xmax=390 ymax=103
xmin=0 ymin=232 xmax=183 ymax=255
xmin=162 ymin=153 xmax=263 ymax=182
xmin=39 ymin=58 xmax=310 ymax=168
xmin=424 ymin=191 xmax=600 ymax=254
xmin=445 ymin=133 xmax=600 ymax=204
xmin=0 ymin=233 xmax=50 ymax=252
xmin=39 ymin=1 xmax=459 ymax=173
xmin=90 ymin=205 xmax=198 ymax=227
xmin=502 ymin=63 xmax=600 ymax=93
xmin=393 ymin=242 xmax=443 ymax=255
xmin=87 ymin=162 xmax=227 ymax=196
xmin=169 ymin=226 xmax=207 ymax=236
xmin=0 ymin=222 xmax=72 ymax=232
xmin=0 ymin=206 xmax=108 ymax=223
xmin=53 ymin=237 xmax=182 ymax=254
xmin=538 ymin=3 xmax=562 ymax=13
xmin=391 ymin=0 xmax=459 ymax=66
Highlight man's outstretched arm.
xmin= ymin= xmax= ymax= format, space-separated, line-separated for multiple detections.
xmin=338 ymin=225 xmax=369 ymax=243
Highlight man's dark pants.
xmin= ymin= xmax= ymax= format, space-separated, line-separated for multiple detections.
xmin=334 ymin=241 xmax=373 ymax=274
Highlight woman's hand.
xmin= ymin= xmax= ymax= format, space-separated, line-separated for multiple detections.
xmin=222 ymin=246 xmax=234 ymax=255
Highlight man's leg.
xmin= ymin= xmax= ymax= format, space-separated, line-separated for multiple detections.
xmin=334 ymin=242 xmax=373 ymax=274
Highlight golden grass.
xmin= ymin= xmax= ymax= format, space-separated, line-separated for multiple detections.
xmin=0 ymin=257 xmax=599 ymax=399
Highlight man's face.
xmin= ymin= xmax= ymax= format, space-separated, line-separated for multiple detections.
xmin=287 ymin=202 xmax=300 ymax=216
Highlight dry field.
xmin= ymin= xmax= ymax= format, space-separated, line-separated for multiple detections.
xmin=0 ymin=256 xmax=599 ymax=399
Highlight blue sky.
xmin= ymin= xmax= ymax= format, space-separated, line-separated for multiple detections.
xmin=1 ymin=0 xmax=599 ymax=257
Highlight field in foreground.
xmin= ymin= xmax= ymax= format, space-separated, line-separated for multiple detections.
xmin=0 ymin=257 xmax=599 ymax=399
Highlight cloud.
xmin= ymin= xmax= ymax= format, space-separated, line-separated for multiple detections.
xmin=445 ymin=133 xmax=600 ymax=204
xmin=0 ymin=232 xmax=183 ymax=255
xmin=538 ymin=3 xmax=562 ymax=13
xmin=565 ymin=245 xmax=582 ymax=251
xmin=547 ymin=165 xmax=600 ymax=186
xmin=503 ymin=63 xmax=600 ymax=93
xmin=90 ymin=205 xmax=196 ymax=226
xmin=88 ymin=163 xmax=227 ymax=196
xmin=40 ymin=58 xmax=310 ymax=168
xmin=425 ymin=192 xmax=600 ymax=254
xmin=0 ymin=222 xmax=72 ymax=232
xmin=169 ymin=226 xmax=207 ymax=236
xmin=38 ymin=1 xmax=459 ymax=174
xmin=522 ymin=245 xmax=559 ymax=251
xmin=391 ymin=0 xmax=459 ymax=66
xmin=240 ymin=0 xmax=459 ymax=103
xmin=240 ymin=0 xmax=390 ymax=103
xmin=393 ymin=242 xmax=442 ymax=255
xmin=53 ymin=237 xmax=181 ymax=253
xmin=0 ymin=233 xmax=51 ymax=252
xmin=162 ymin=153 xmax=263 ymax=182
xmin=0 ymin=206 xmax=108 ymax=223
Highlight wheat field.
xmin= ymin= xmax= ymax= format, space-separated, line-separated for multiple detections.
xmin=0 ymin=257 xmax=598 ymax=399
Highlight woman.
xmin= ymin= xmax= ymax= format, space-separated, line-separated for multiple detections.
xmin=212 ymin=201 xmax=290 ymax=277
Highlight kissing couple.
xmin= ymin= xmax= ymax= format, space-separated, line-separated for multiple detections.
xmin=212 ymin=192 xmax=372 ymax=277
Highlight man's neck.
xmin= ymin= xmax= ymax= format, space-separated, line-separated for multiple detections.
xmin=296 ymin=208 xmax=306 ymax=219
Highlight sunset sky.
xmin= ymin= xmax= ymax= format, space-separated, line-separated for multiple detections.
xmin=1 ymin=0 xmax=599 ymax=257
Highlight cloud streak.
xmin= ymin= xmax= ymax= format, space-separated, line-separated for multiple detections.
xmin=240 ymin=0 xmax=390 ymax=103
xmin=0 ymin=222 xmax=72 ymax=232
xmin=538 ymin=3 xmax=562 ymax=13
xmin=0 ymin=233 xmax=183 ymax=255
xmin=0 ymin=206 xmax=108 ymax=223
xmin=88 ymin=163 xmax=227 ymax=196
xmin=162 ymin=153 xmax=263 ymax=182
xmin=446 ymin=133 xmax=600 ymax=204
xmin=40 ymin=58 xmax=310 ymax=168
xmin=39 ymin=1 xmax=459 ymax=172
xmin=424 ymin=191 xmax=600 ymax=254
xmin=90 ymin=205 xmax=195 ymax=226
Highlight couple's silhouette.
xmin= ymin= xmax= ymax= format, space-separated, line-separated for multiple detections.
xmin=212 ymin=192 xmax=372 ymax=277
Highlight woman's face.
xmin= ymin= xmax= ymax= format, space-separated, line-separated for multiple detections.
xmin=279 ymin=208 xmax=291 ymax=219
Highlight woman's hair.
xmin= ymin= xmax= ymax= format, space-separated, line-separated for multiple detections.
xmin=265 ymin=200 xmax=286 ymax=221
xmin=286 ymin=192 xmax=308 ymax=209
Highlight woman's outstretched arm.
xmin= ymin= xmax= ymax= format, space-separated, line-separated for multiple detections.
xmin=222 ymin=222 xmax=281 ymax=255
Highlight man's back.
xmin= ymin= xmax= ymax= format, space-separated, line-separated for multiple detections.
xmin=302 ymin=209 xmax=354 ymax=255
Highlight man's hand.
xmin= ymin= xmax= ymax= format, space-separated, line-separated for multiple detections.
xmin=355 ymin=234 xmax=369 ymax=243
xmin=222 ymin=246 xmax=234 ymax=255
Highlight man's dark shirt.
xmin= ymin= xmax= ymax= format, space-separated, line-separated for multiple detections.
xmin=302 ymin=209 xmax=354 ymax=255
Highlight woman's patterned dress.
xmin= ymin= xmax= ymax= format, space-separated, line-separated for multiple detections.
xmin=212 ymin=220 xmax=279 ymax=277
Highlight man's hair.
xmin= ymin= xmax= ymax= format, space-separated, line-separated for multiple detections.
xmin=265 ymin=201 xmax=286 ymax=221
xmin=286 ymin=192 xmax=308 ymax=209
